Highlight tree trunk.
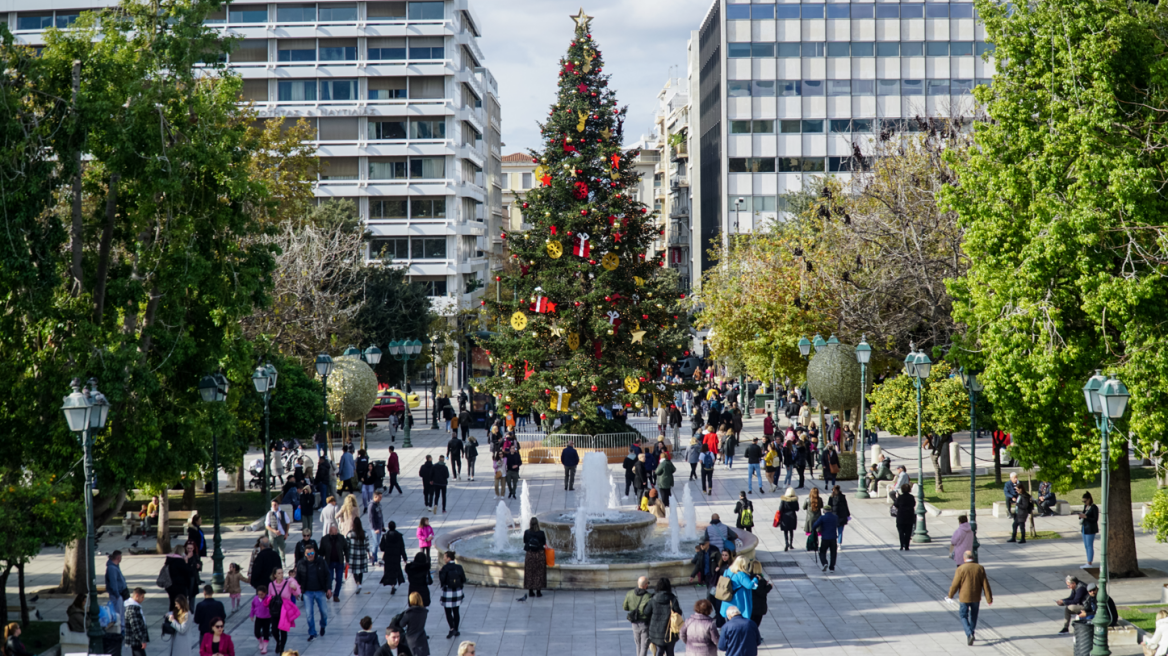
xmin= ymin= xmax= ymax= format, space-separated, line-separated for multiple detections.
xmin=993 ymin=446 xmax=1002 ymax=485
xmin=0 ymin=562 xmax=12 ymax=624
xmin=1109 ymin=440 xmax=1141 ymax=578
xmin=93 ymin=174 xmax=118 ymax=324
xmin=234 ymin=463 xmax=245 ymax=492
xmin=157 ymin=491 xmax=171 ymax=554
xmin=17 ymin=562 xmax=28 ymax=627
xmin=183 ymin=480 xmax=196 ymax=511
xmin=59 ymin=539 xmax=87 ymax=595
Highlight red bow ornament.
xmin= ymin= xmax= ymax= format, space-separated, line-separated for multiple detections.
xmin=563 ymin=139 xmax=578 ymax=154
xmin=573 ymin=181 xmax=589 ymax=200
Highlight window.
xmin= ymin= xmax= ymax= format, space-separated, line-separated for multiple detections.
xmin=926 ymin=42 xmax=949 ymax=56
xmin=802 ymin=80 xmax=824 ymax=97
xmin=369 ymin=158 xmax=408 ymax=179
xmin=877 ymin=42 xmax=900 ymax=57
xmin=754 ymin=196 xmax=777 ymax=212
xmin=976 ymin=42 xmax=996 ymax=56
xmin=409 ymin=37 xmax=445 ymax=60
xmin=952 ymin=3 xmax=975 ymax=18
xmin=977 ymin=78 xmax=993 ymax=88
xmin=370 ymin=238 xmax=409 ymax=259
xmin=240 ymin=79 xmax=269 ymax=101
xmin=229 ymin=5 xmax=268 ymax=23
xmin=411 ymin=198 xmax=447 ymax=218
xmin=318 ymin=118 xmax=358 ymax=141
xmin=752 ymin=80 xmax=776 ymax=97
xmin=826 ymin=5 xmax=849 ymax=19
xmin=726 ymin=5 xmax=751 ymax=20
xmin=852 ymin=79 xmax=875 ymax=95
xmin=410 ymin=157 xmax=446 ymax=179
xmin=752 ymin=5 xmax=775 ymax=19
xmin=368 ymin=38 xmax=407 ymax=61
xmin=902 ymin=42 xmax=924 ymax=57
xmin=753 ymin=120 xmax=775 ymax=133
xmin=231 ymin=39 xmax=268 ymax=63
xmin=277 ymin=39 xmax=315 ymax=62
xmin=900 ymin=4 xmax=924 ymax=18
xmin=851 ymin=42 xmax=875 ymax=57
xmin=276 ymin=4 xmax=315 ymax=22
xmin=927 ymin=80 xmax=950 ymax=96
xmin=369 ymin=120 xmax=407 ymax=140
xmin=777 ymin=43 xmax=801 ymax=58
xmin=902 ymin=79 xmax=924 ymax=96
xmin=370 ymin=199 xmax=408 ymax=219
xmin=827 ymin=42 xmax=850 ymax=57
xmin=727 ymin=81 xmax=751 ymax=98
xmin=407 ymin=2 xmax=444 ymax=20
xmin=17 ymin=13 xmax=53 ymax=30
xmin=875 ymin=5 xmax=899 ymax=18
xmin=827 ymin=80 xmax=850 ymax=96
xmin=852 ymin=5 xmax=875 ymax=19
xmin=852 ymin=119 xmax=873 ymax=132
xmin=320 ymin=157 xmax=358 ymax=180
xmin=277 ymin=80 xmax=316 ymax=101
xmin=319 ymin=39 xmax=357 ymax=61
xmin=409 ymin=77 xmax=444 ymax=99
xmin=56 ymin=12 xmax=80 ymax=28
xmin=751 ymin=43 xmax=775 ymax=57
xmin=368 ymin=2 xmax=407 ymax=19
xmin=730 ymin=120 xmax=752 ymax=134
xmin=522 ymin=173 xmax=533 ymax=188
xmin=925 ymin=3 xmax=949 ymax=18
xmin=728 ymin=158 xmax=776 ymax=173
xmin=780 ymin=120 xmax=801 ymax=133
xmin=801 ymin=119 xmax=824 ymax=133
xmin=828 ymin=156 xmax=859 ymax=172
xmin=205 ymin=8 xmax=227 ymax=24
xmin=802 ymin=42 xmax=826 ymax=57
xmin=320 ymin=79 xmax=357 ymax=101
xmin=877 ymin=79 xmax=900 ymax=95
xmin=410 ymin=118 xmax=446 ymax=139
xmin=320 ymin=3 xmax=358 ymax=21
xmin=830 ymin=119 xmax=851 ymax=133
xmin=728 ymin=43 xmax=751 ymax=59
xmin=369 ymin=77 xmax=407 ymax=100
xmin=952 ymin=79 xmax=974 ymax=95
xmin=410 ymin=238 xmax=446 ymax=258
xmin=779 ymin=80 xmax=802 ymax=96
xmin=417 ymin=279 xmax=448 ymax=296
xmin=950 ymin=41 xmax=974 ymax=56
xmin=801 ymin=4 xmax=825 ymax=19
xmin=779 ymin=157 xmax=825 ymax=172
xmin=776 ymin=5 xmax=800 ymax=19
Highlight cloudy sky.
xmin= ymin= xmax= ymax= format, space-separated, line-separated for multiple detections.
xmin=475 ymin=0 xmax=714 ymax=155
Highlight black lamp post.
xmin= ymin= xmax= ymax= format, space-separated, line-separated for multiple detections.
xmin=61 ymin=377 xmax=109 ymax=654
xmin=198 ymin=373 xmax=229 ymax=590
xmin=251 ymin=363 xmax=278 ymax=500
xmin=389 ymin=339 xmax=423 ymax=447
xmin=855 ymin=337 xmax=872 ymax=499
xmin=315 ymin=353 xmax=335 ymax=456
xmin=904 ymin=344 xmax=932 ymax=543
xmin=958 ymin=367 xmax=983 ymax=560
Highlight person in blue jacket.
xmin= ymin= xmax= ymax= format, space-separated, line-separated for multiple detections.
xmin=717 ymin=606 xmax=761 ymax=656
xmin=719 ymin=557 xmax=758 ymax=620
xmin=812 ymin=506 xmax=840 ymax=572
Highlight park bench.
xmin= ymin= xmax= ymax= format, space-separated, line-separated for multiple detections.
xmin=121 ymin=509 xmax=197 ymax=539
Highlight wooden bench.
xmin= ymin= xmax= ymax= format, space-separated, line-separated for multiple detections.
xmin=122 ymin=509 xmax=197 ymax=539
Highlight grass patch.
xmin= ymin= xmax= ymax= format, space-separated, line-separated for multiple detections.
xmin=921 ymin=467 xmax=1159 ymax=510
xmin=1119 ymin=604 xmax=1168 ymax=633
xmin=1028 ymin=530 xmax=1063 ymax=540
xmin=17 ymin=621 xmax=61 ymax=653
xmin=114 ymin=491 xmax=271 ymax=526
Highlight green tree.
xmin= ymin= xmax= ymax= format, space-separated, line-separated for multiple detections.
xmin=481 ymin=14 xmax=690 ymax=433
xmin=354 ymin=257 xmax=436 ymax=385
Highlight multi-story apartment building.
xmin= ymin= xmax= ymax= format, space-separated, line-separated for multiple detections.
xmin=653 ymin=78 xmax=692 ymax=291
xmin=501 ymin=153 xmax=536 ymax=232
xmin=4 ymin=0 xmax=502 ymax=317
xmin=688 ymin=0 xmax=994 ymax=289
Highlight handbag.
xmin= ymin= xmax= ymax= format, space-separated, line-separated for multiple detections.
xmin=155 ymin=564 xmax=172 ymax=589
xmin=119 ymin=587 xmax=131 ymax=601
xmin=805 ymin=533 xmax=819 ymax=551
xmin=714 ymin=575 xmax=734 ymax=601
xmin=161 ymin=618 xmax=177 ymax=637
xmin=830 ymin=464 xmax=840 ymax=475
xmin=544 ymin=545 xmax=556 ymax=568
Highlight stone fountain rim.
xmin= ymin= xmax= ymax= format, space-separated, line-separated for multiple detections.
xmin=534 ymin=508 xmax=658 ymax=529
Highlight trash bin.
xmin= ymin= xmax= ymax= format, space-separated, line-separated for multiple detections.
xmin=1072 ymin=620 xmax=1093 ymax=656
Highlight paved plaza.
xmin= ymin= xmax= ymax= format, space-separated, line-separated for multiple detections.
xmin=14 ymin=413 xmax=1161 ymax=656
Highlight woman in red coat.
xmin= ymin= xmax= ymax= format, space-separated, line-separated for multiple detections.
xmin=701 ymin=427 xmax=719 ymax=457
xmin=199 ymin=618 xmax=235 ymax=656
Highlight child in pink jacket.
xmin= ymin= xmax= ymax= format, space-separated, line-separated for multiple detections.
xmin=417 ymin=517 xmax=434 ymax=559
xmin=249 ymin=587 xmax=272 ymax=654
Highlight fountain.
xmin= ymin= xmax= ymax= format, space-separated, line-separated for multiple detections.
xmin=573 ymin=504 xmax=589 ymax=563
xmin=608 ymin=473 xmax=620 ymax=509
xmin=668 ymin=503 xmax=682 ymax=557
xmin=493 ymin=501 xmax=513 ymax=552
xmin=537 ymin=452 xmax=657 ymax=554
xmin=682 ymin=483 xmax=698 ymax=541
xmin=520 ymin=480 xmax=533 ymax=532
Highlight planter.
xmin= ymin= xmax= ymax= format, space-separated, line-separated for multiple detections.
xmin=838 ymin=452 xmax=857 ymax=480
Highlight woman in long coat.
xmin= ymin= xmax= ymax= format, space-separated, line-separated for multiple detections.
xmin=803 ymin=488 xmax=823 ymax=553
xmin=379 ymin=521 xmax=409 ymax=594
xmin=522 ymin=518 xmax=547 ymax=598
xmin=775 ymin=487 xmax=799 ymax=551
xmin=405 ymin=551 xmax=432 ymax=607
xmin=166 ymin=594 xmax=195 ymax=656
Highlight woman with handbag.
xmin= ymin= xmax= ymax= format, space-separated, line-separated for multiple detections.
xmin=803 ymin=488 xmax=823 ymax=553
xmin=718 ymin=556 xmax=758 ymax=621
xmin=164 ymin=594 xmax=194 ymax=656
xmin=828 ymin=485 xmax=851 ymax=546
xmin=775 ymin=487 xmax=799 ymax=551
xmin=822 ymin=444 xmax=840 ymax=491
xmin=438 ymin=551 xmax=467 ymax=639
xmin=522 ymin=518 xmax=548 ymax=600
xmin=645 ymin=578 xmax=683 ymax=656
xmin=706 ymin=549 xmax=733 ymax=628
xmin=267 ymin=567 xmax=301 ymax=654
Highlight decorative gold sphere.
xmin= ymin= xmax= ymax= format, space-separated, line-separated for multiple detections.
xmin=607 ymin=329 xmax=614 ymax=335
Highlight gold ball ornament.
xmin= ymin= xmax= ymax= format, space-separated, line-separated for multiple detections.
xmin=324 ymin=357 xmax=379 ymax=424
xmin=567 ymin=332 xmax=580 ymax=350
xmin=547 ymin=240 xmax=564 ymax=258
xmin=635 ymin=401 xmax=643 ymax=409
xmin=607 ymin=329 xmax=614 ymax=335
xmin=510 ymin=312 xmax=528 ymax=331
xmin=624 ymin=376 xmax=641 ymax=394
xmin=601 ymin=252 xmax=619 ymax=271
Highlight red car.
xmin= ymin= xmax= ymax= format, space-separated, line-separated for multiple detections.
xmin=367 ymin=394 xmax=405 ymax=420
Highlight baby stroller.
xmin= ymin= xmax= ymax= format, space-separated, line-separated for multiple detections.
xmin=247 ymin=458 xmax=265 ymax=489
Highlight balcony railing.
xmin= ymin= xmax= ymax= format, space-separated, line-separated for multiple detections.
xmin=670 ymin=175 xmax=689 ymax=189
xmin=672 ymin=142 xmax=689 ymax=160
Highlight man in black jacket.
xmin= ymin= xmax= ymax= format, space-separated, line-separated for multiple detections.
xmin=294 ymin=528 xmax=318 ymax=566
xmin=505 ymin=446 xmax=523 ymax=499
xmin=295 ymin=548 xmax=331 ymax=640
xmin=249 ymin=536 xmax=282 ymax=594
xmin=561 ymin=442 xmax=580 ymax=491
xmin=318 ymin=525 xmax=349 ymax=602
xmin=744 ymin=438 xmax=764 ymax=494
xmin=446 ymin=435 xmax=464 ymax=480
xmin=419 ymin=456 xmax=434 ymax=509
xmin=431 ymin=456 xmax=450 ymax=513
xmin=1055 ymin=575 xmax=1089 ymax=633
xmin=458 ymin=408 xmax=471 ymax=440
xmin=192 ymin=585 xmax=226 ymax=639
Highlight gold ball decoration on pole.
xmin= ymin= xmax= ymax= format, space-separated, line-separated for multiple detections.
xmin=325 ymin=357 xmax=380 ymax=425
xmin=806 ymin=341 xmax=867 ymax=411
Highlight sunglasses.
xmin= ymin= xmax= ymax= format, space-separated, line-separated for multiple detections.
xmin=213 ymin=625 xmax=224 ymax=629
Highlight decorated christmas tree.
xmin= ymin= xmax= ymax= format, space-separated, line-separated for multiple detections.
xmin=482 ymin=9 xmax=692 ymax=434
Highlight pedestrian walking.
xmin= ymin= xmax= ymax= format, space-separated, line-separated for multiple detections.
xmin=506 ymin=446 xmax=523 ymax=499
xmin=105 ymin=551 xmax=128 ymax=630
xmin=946 ymin=550 xmax=993 ymax=645
xmin=561 ymin=442 xmax=580 ymax=491
xmin=417 ymin=517 xmax=434 ymax=559
xmin=812 ymin=505 xmax=839 ymax=572
xmin=369 ymin=491 xmax=385 ymax=566
xmin=294 ymin=547 xmax=330 ymax=641
xmin=774 ymin=487 xmax=799 ymax=551
xmin=347 ymin=518 xmax=370 ymax=593
xmin=1077 ymin=492 xmax=1099 ymax=568
xmin=165 ymin=594 xmax=195 ymax=656
xmin=827 ymin=485 xmax=850 ymax=545
xmin=1008 ymin=482 xmax=1032 ymax=544
xmin=400 ymin=593 xmax=431 ymax=656
xmin=822 ymin=443 xmax=840 ymax=491
xmin=124 ymin=588 xmax=150 ymax=656
xmin=679 ymin=599 xmax=720 ymax=656
xmin=522 ymin=518 xmax=548 ymax=600
xmin=893 ymin=483 xmax=916 ymax=550
xmin=299 ymin=484 xmax=316 ymax=533
xmin=446 ymin=435 xmax=464 ymax=480
xmin=293 ymin=529 xmax=318 ymax=567
xmin=803 ymin=488 xmax=823 ymax=553
xmin=194 ymin=585 xmax=226 ymax=639
xmin=198 ymin=616 xmax=235 ymax=656
xmin=493 ymin=452 xmax=506 ymax=498
xmin=359 ymin=453 xmax=378 ymax=513
xmin=438 ymin=551 xmax=467 ymax=639
xmin=249 ymin=536 xmax=282 ymax=594
xmin=794 ymin=438 xmax=808 ymax=488
xmin=656 ymin=451 xmax=676 ymax=507
xmin=747 ymin=560 xmax=772 ymax=625
xmin=248 ymin=586 xmax=272 ymax=654
xmin=719 ymin=557 xmax=758 ymax=620
xmin=465 ymin=437 xmax=479 ymax=482
xmin=354 ymin=617 xmax=380 ymax=656
xmin=319 ymin=525 xmax=349 ymax=602
xmin=387 ymin=446 xmax=403 ymax=495
xmin=622 ymin=576 xmax=653 ymax=656
xmin=733 ymin=492 xmax=754 ymax=534
xmin=949 ymin=515 xmax=975 ymax=567
xmin=717 ymin=606 xmax=761 ymax=656
xmin=337 ymin=494 xmax=359 ymax=535
xmin=686 ymin=438 xmax=701 ymax=481
xmin=645 ymin=578 xmax=683 ymax=656
xmin=405 ymin=552 xmax=432 ymax=608
xmin=700 ymin=445 xmax=715 ymax=496
xmin=379 ymin=521 xmax=408 ymax=595
xmin=165 ymin=545 xmax=196 ymax=612
xmin=419 ymin=456 xmax=435 ymax=509
xmin=744 ymin=438 xmax=764 ymax=494
xmin=431 ymin=456 xmax=450 ymax=513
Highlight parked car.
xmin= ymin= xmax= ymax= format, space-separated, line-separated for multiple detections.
xmin=367 ymin=394 xmax=405 ymax=420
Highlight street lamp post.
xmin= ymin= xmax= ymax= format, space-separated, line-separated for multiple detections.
xmin=905 ymin=344 xmax=932 ymax=543
xmin=430 ymin=341 xmax=440 ymax=430
xmin=315 ymin=353 xmax=335 ymax=458
xmin=389 ymin=339 xmax=423 ymax=447
xmin=251 ymin=364 xmax=278 ymax=500
xmin=61 ymin=378 xmax=110 ymax=654
xmin=1083 ymin=370 xmax=1129 ymax=656
xmin=855 ymin=337 xmax=872 ymax=499
xmin=959 ymin=367 xmax=983 ymax=560
xmin=198 ymin=373 xmax=229 ymax=590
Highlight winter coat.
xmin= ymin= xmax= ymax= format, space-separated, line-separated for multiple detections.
xmin=894 ymin=492 xmax=917 ymax=528
xmin=802 ymin=498 xmax=822 ymax=534
xmin=734 ymin=499 xmax=754 ymax=529
xmin=644 ymin=591 xmax=682 ymax=646
xmin=717 ymin=615 xmax=762 ymax=656
xmin=680 ymin=612 xmax=720 ymax=656
xmin=950 ymin=522 xmax=975 ymax=567
xmin=295 ymin=558 xmax=330 ymax=592
xmin=777 ymin=498 xmax=798 ymax=531
xmin=430 ymin=463 xmax=450 ymax=487
xmin=347 ymin=530 xmax=369 ymax=575
xmin=249 ymin=547 xmax=281 ymax=593
xmin=380 ymin=530 xmax=409 ymax=566
xmin=827 ymin=493 xmax=850 ymax=526
xmin=417 ymin=525 xmax=435 ymax=549
xmin=199 ymin=632 xmax=235 ymax=656
xmin=320 ymin=533 xmax=349 ymax=565
xmin=702 ymin=432 xmax=719 ymax=455
xmin=720 ymin=570 xmax=758 ymax=619
xmin=751 ymin=575 xmax=773 ymax=619
xmin=354 ymin=630 xmax=381 ymax=656
xmin=398 ymin=606 xmax=430 ymax=656
xmin=561 ymin=446 xmax=580 ymax=468
xmin=655 ymin=459 xmax=676 ymax=490
xmin=686 ymin=443 xmax=702 ymax=464
xmin=248 ymin=594 xmax=270 ymax=621
xmin=167 ymin=612 xmax=194 ymax=656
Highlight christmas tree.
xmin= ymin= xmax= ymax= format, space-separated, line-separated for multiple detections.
xmin=482 ymin=9 xmax=692 ymax=434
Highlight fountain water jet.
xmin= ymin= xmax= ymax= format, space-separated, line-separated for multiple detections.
xmin=682 ymin=483 xmax=698 ymax=540
xmin=668 ymin=503 xmax=682 ymax=557
xmin=520 ymin=480 xmax=533 ymax=531
xmin=608 ymin=473 xmax=620 ymax=509
xmin=493 ymin=501 xmax=513 ymax=552
xmin=574 ymin=504 xmax=589 ymax=563
xmin=580 ymin=452 xmax=610 ymax=513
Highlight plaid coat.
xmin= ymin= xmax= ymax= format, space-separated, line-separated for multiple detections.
xmin=124 ymin=600 xmax=149 ymax=645
xmin=346 ymin=531 xmax=369 ymax=575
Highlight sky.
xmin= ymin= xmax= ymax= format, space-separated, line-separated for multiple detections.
xmin=475 ymin=0 xmax=714 ymax=155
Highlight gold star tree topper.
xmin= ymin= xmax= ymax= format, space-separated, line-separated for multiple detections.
xmin=571 ymin=7 xmax=593 ymax=32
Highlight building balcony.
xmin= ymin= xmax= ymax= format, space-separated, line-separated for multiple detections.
xmin=670 ymin=175 xmax=689 ymax=189
xmin=671 ymin=142 xmax=689 ymax=161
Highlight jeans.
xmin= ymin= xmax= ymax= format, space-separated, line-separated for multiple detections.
xmin=725 ymin=455 xmax=734 ymax=469
xmin=959 ymin=601 xmax=980 ymax=637
xmin=631 ymin=622 xmax=650 ymax=656
xmin=328 ymin=562 xmax=345 ymax=598
xmin=316 ymin=442 xmax=326 ymax=458
xmin=625 ymin=472 xmax=635 ymax=496
xmin=506 ymin=471 xmax=520 ymax=497
xmin=823 ymin=473 xmax=837 ymax=490
xmin=361 ymin=484 xmax=375 ymax=511
xmin=1083 ymin=531 xmax=1096 ymax=563
xmin=433 ymin=486 xmax=447 ymax=512
xmin=689 ymin=463 xmax=698 ymax=480
xmin=467 ymin=458 xmax=476 ymax=478
xmin=445 ymin=419 xmax=451 ymax=432
xmin=784 ymin=465 xmax=794 ymax=487
xmin=423 ymin=482 xmax=433 ymax=507
xmin=818 ymin=538 xmax=838 ymax=569
xmin=837 ymin=525 xmax=846 ymax=543
xmin=1011 ymin=517 xmax=1027 ymax=542
xmin=371 ymin=530 xmax=382 ymax=565
xmin=303 ymin=590 xmax=328 ymax=636
xmin=747 ymin=463 xmax=763 ymax=491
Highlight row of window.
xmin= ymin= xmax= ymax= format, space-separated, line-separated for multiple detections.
xmin=205 ymin=2 xmax=443 ymax=25
xmin=726 ymin=77 xmax=991 ymax=97
xmin=271 ymin=77 xmax=443 ymax=101
xmin=251 ymin=116 xmax=447 ymax=142
xmin=728 ymin=41 xmax=994 ymax=58
xmin=730 ymin=156 xmax=867 ymax=173
xmin=13 ymin=11 xmax=79 ymax=31
xmin=726 ymin=2 xmax=974 ymax=20
xmin=370 ymin=197 xmax=448 ymax=220
xmin=369 ymin=237 xmax=448 ymax=260
xmin=230 ymin=38 xmax=445 ymax=64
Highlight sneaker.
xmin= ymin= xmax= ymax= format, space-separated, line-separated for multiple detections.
xmin=1058 ymin=627 xmax=1069 ymax=634
xmin=829 ymin=567 xmax=835 ymax=572
xmin=821 ymin=564 xmax=828 ymax=572
xmin=1006 ymin=538 xmax=1016 ymax=543
xmin=307 ymin=636 xmax=315 ymax=643
xmin=967 ymin=635 xmax=974 ymax=646
xmin=1018 ymin=540 xmax=1026 ymax=544
xmin=1081 ymin=564 xmax=1093 ymax=569
xmin=321 ymin=628 xmax=326 ymax=636
xmin=356 ymin=584 xmax=362 ymax=593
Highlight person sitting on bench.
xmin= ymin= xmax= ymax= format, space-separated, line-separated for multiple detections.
xmin=1037 ymin=482 xmax=1057 ymax=517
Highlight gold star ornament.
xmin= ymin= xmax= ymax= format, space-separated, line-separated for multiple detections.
xmin=570 ymin=7 xmax=593 ymax=32
xmin=631 ymin=325 xmax=647 ymax=344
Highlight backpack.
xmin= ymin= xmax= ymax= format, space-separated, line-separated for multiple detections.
xmin=269 ymin=580 xmax=288 ymax=619
xmin=155 ymin=563 xmax=172 ymax=589
xmin=714 ymin=575 xmax=734 ymax=601
xmin=626 ymin=594 xmax=649 ymax=623
xmin=701 ymin=452 xmax=715 ymax=469
xmin=740 ymin=506 xmax=754 ymax=527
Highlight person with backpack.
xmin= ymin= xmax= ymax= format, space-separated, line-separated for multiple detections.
xmin=699 ymin=445 xmax=716 ymax=496
xmin=827 ymin=484 xmax=851 ymax=545
xmin=733 ymin=492 xmax=754 ymax=534
xmin=644 ymin=578 xmax=684 ymax=656
xmin=1009 ymin=482 xmax=1033 ymax=544
xmin=622 ymin=576 xmax=653 ymax=656
xmin=268 ymin=566 xmax=302 ymax=653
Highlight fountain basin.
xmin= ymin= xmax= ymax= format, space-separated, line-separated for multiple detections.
xmin=536 ymin=510 xmax=656 ymax=554
xmin=435 ymin=524 xmax=759 ymax=590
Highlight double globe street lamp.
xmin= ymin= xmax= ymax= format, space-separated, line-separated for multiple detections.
xmin=904 ymin=343 xmax=932 ymax=543
xmin=251 ymin=363 xmax=278 ymax=500
xmin=958 ymin=367 xmax=984 ymax=561
xmin=315 ymin=353 xmax=335 ymax=456
xmin=855 ymin=337 xmax=872 ymax=499
xmin=389 ymin=339 xmax=424 ymax=448
xmin=1082 ymin=370 xmax=1130 ymax=656
xmin=61 ymin=378 xmax=110 ymax=654
xmin=198 ymin=373 xmax=229 ymax=590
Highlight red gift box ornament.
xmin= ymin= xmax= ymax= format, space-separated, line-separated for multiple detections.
xmin=529 ymin=287 xmax=557 ymax=314
xmin=606 ymin=310 xmax=622 ymax=329
xmin=573 ymin=181 xmax=589 ymax=200
xmin=573 ymin=232 xmax=592 ymax=258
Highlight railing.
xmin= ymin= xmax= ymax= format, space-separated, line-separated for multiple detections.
xmin=670 ymin=175 xmax=689 ymax=189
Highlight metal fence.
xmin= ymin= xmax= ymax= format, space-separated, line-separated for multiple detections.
xmin=516 ymin=432 xmax=642 ymax=464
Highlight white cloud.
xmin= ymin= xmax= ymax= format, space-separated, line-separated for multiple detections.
xmin=474 ymin=0 xmax=712 ymax=155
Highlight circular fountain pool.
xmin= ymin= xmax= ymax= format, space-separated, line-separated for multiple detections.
xmin=536 ymin=510 xmax=657 ymax=553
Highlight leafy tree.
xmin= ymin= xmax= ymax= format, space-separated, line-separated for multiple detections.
xmin=946 ymin=0 xmax=1168 ymax=577
xmin=481 ymin=15 xmax=690 ymax=433
xmin=353 ymin=257 xmax=435 ymax=385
